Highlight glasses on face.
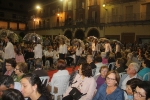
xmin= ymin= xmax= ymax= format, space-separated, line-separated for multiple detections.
xmin=134 ymin=89 xmax=146 ymax=98
xmin=15 ymin=68 xmax=19 ymax=70
xmin=106 ymin=77 xmax=116 ymax=81
xmin=5 ymin=64 xmax=11 ymax=66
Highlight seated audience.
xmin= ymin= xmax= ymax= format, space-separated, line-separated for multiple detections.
xmin=20 ymin=73 xmax=51 ymax=100
xmin=4 ymin=59 xmax=16 ymax=77
xmin=87 ymin=55 xmax=97 ymax=76
xmin=94 ymin=56 xmax=107 ymax=76
xmin=134 ymin=81 xmax=150 ymax=100
xmin=49 ymin=59 xmax=69 ymax=91
xmin=101 ymin=52 xmax=108 ymax=65
xmin=138 ymin=59 xmax=150 ymax=81
xmin=126 ymin=53 xmax=133 ymax=67
xmin=119 ymin=63 xmax=142 ymax=90
xmin=108 ymin=52 xmax=115 ymax=63
xmin=33 ymin=58 xmax=48 ymax=77
xmin=114 ymin=58 xmax=125 ymax=73
xmin=13 ymin=62 xmax=28 ymax=82
xmin=63 ymin=63 xmax=97 ymax=100
xmin=94 ymin=66 xmax=109 ymax=89
xmin=93 ymin=70 xmax=124 ymax=100
xmin=2 ymin=89 xmax=24 ymax=100
xmin=45 ymin=46 xmax=53 ymax=68
xmin=125 ymin=78 xmax=142 ymax=100
xmin=0 ymin=75 xmax=21 ymax=99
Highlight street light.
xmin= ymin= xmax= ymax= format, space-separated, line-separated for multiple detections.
xmin=36 ymin=5 xmax=41 ymax=9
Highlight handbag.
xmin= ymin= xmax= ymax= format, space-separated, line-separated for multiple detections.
xmin=69 ymin=87 xmax=86 ymax=100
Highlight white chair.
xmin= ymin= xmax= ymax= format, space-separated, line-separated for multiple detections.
xmin=50 ymin=75 xmax=70 ymax=100
xmin=143 ymin=72 xmax=150 ymax=81
xmin=39 ymin=76 xmax=50 ymax=86
xmin=108 ymin=62 xmax=116 ymax=70
xmin=119 ymin=72 xmax=126 ymax=78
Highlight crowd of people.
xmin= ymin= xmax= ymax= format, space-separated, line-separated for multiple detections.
xmin=0 ymin=35 xmax=150 ymax=100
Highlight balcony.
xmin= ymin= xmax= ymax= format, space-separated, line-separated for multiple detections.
xmin=100 ymin=12 xmax=150 ymax=25
xmin=106 ymin=0 xmax=139 ymax=4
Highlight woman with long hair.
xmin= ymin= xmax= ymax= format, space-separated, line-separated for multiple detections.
xmin=20 ymin=73 xmax=51 ymax=100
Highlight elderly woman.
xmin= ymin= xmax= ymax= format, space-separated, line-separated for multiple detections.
xmin=94 ymin=66 xmax=109 ymax=89
xmin=93 ymin=70 xmax=124 ymax=100
xmin=13 ymin=62 xmax=28 ymax=82
xmin=63 ymin=63 xmax=97 ymax=100
xmin=4 ymin=59 xmax=16 ymax=77
xmin=134 ymin=81 xmax=150 ymax=100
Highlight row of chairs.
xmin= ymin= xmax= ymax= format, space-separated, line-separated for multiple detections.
xmin=40 ymin=75 xmax=70 ymax=100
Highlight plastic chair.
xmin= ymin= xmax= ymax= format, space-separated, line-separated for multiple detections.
xmin=39 ymin=76 xmax=50 ymax=86
xmin=50 ymin=75 xmax=70 ymax=100
xmin=108 ymin=62 xmax=116 ymax=70
xmin=119 ymin=72 xmax=126 ymax=78
xmin=143 ymin=72 xmax=150 ymax=81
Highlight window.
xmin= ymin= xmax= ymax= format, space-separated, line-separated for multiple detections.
xmin=0 ymin=12 xmax=4 ymax=17
xmin=9 ymin=2 xmax=13 ymax=7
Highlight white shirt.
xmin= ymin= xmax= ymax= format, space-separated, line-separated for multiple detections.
xmin=33 ymin=44 xmax=42 ymax=58
xmin=59 ymin=44 xmax=67 ymax=54
xmin=53 ymin=50 xmax=59 ymax=59
xmin=115 ymin=44 xmax=121 ymax=53
xmin=4 ymin=42 xmax=15 ymax=59
xmin=121 ymin=74 xmax=137 ymax=90
xmin=45 ymin=50 xmax=53 ymax=57
xmin=76 ymin=47 xmax=82 ymax=56
xmin=104 ymin=43 xmax=112 ymax=52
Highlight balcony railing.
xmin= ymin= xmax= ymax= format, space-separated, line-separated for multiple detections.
xmin=100 ymin=12 xmax=150 ymax=23
xmin=106 ymin=0 xmax=139 ymax=4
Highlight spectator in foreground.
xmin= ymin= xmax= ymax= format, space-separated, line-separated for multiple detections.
xmin=2 ymin=89 xmax=24 ymax=100
xmin=134 ymin=81 xmax=150 ymax=100
xmin=93 ymin=70 xmax=124 ymax=100
xmin=125 ymin=78 xmax=142 ymax=100
xmin=20 ymin=73 xmax=51 ymax=100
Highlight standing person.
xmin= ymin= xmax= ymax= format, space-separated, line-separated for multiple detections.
xmin=20 ymin=73 xmax=51 ymax=100
xmin=15 ymin=45 xmax=25 ymax=63
xmin=43 ymin=37 xmax=50 ymax=46
xmin=45 ymin=46 xmax=54 ymax=68
xmin=2 ymin=37 xmax=15 ymax=74
xmin=75 ymin=42 xmax=83 ymax=67
xmin=58 ymin=40 xmax=67 ymax=59
xmin=93 ymin=70 xmax=124 ymax=100
xmin=104 ymin=40 xmax=112 ymax=58
xmin=33 ymin=43 xmax=42 ymax=59
xmin=115 ymin=42 xmax=121 ymax=54
xmin=92 ymin=39 xmax=100 ymax=58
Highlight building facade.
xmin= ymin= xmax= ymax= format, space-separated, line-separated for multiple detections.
xmin=28 ymin=0 xmax=150 ymax=43
xmin=0 ymin=0 xmax=30 ymax=36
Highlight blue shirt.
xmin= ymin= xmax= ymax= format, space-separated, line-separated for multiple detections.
xmin=93 ymin=83 xmax=124 ymax=100
xmin=138 ymin=67 xmax=150 ymax=81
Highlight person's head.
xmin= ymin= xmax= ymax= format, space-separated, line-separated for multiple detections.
xmin=48 ymin=46 xmax=53 ymax=51
xmin=105 ymin=70 xmax=120 ymax=87
xmin=142 ymin=59 xmax=150 ymax=68
xmin=115 ymin=58 xmax=124 ymax=68
xmin=134 ymin=81 xmax=150 ymax=100
xmin=5 ymin=59 xmax=16 ymax=71
xmin=56 ymin=59 xmax=66 ymax=70
xmin=127 ymin=53 xmax=133 ymax=60
xmin=78 ymin=63 xmax=92 ymax=77
xmin=15 ymin=62 xmax=28 ymax=76
xmin=2 ymin=89 xmax=24 ymax=100
xmin=126 ymin=78 xmax=142 ymax=96
xmin=20 ymin=73 xmax=45 ymax=98
xmin=77 ymin=57 xmax=87 ymax=66
xmin=99 ymin=66 xmax=109 ymax=78
xmin=86 ymin=55 xmax=93 ymax=63
xmin=34 ymin=58 xmax=43 ymax=69
xmin=109 ymin=52 xmax=115 ymax=59
xmin=101 ymin=52 xmax=106 ymax=58
xmin=0 ymin=75 xmax=14 ymax=97
xmin=116 ymin=52 xmax=122 ymax=59
xmin=94 ymin=56 xmax=102 ymax=63
xmin=127 ymin=63 xmax=140 ymax=76
xmin=2 ymin=37 xmax=8 ymax=43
